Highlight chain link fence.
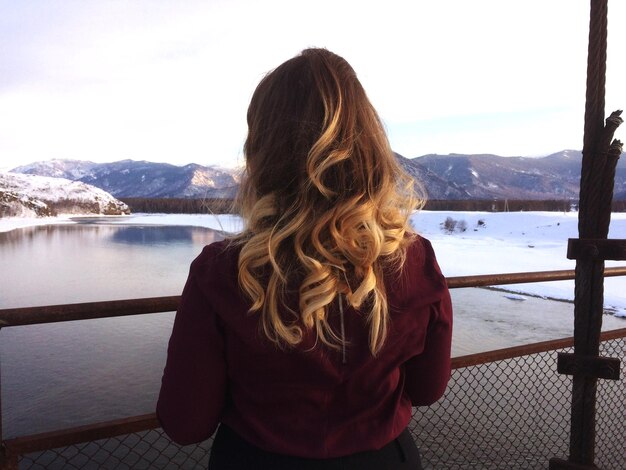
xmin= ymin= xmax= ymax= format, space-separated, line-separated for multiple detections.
xmin=16 ymin=335 xmax=625 ymax=469
xmin=20 ymin=432 xmax=213 ymax=470
xmin=412 ymin=350 xmax=573 ymax=469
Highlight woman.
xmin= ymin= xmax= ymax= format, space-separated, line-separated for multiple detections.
xmin=157 ymin=48 xmax=452 ymax=469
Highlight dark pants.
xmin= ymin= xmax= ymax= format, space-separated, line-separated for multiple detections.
xmin=208 ymin=424 xmax=423 ymax=470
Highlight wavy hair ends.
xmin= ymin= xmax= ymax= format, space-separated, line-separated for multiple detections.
xmin=235 ymin=48 xmax=424 ymax=355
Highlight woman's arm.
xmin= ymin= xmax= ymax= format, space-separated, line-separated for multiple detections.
xmin=403 ymin=292 xmax=453 ymax=406
xmin=157 ymin=256 xmax=227 ymax=445
xmin=401 ymin=239 xmax=453 ymax=406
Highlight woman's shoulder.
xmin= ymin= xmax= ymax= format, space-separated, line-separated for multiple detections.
xmin=189 ymin=238 xmax=241 ymax=280
xmin=194 ymin=238 xmax=240 ymax=262
xmin=405 ymin=235 xmax=441 ymax=271
xmin=388 ymin=235 xmax=448 ymax=303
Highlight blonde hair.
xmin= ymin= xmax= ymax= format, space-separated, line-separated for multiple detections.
xmin=234 ymin=48 xmax=423 ymax=354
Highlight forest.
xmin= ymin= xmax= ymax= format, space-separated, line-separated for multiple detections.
xmin=119 ymin=198 xmax=626 ymax=214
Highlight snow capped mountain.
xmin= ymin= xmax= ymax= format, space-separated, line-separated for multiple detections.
xmin=9 ymin=150 xmax=625 ymax=201
xmin=0 ymin=172 xmax=129 ymax=218
xmin=12 ymin=159 xmax=241 ymax=199
xmin=12 ymin=159 xmax=99 ymax=180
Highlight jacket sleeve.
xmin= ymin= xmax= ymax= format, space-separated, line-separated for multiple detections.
xmin=402 ymin=240 xmax=453 ymax=406
xmin=403 ymin=291 xmax=453 ymax=406
xmin=156 ymin=253 xmax=227 ymax=445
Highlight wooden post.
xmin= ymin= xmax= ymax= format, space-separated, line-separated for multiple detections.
xmin=550 ymin=1 xmax=623 ymax=468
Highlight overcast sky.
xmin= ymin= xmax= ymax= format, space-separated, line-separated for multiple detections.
xmin=1 ymin=0 xmax=624 ymax=169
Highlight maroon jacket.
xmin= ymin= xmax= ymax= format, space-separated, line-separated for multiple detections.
xmin=157 ymin=236 xmax=452 ymax=458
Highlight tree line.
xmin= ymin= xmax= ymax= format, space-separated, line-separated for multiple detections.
xmin=120 ymin=197 xmax=626 ymax=214
xmin=120 ymin=198 xmax=235 ymax=214
xmin=424 ymin=199 xmax=576 ymax=212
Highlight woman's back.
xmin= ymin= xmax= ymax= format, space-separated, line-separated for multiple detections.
xmin=158 ymin=237 xmax=451 ymax=458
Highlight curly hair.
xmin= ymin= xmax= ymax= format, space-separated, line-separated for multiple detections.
xmin=233 ymin=48 xmax=423 ymax=354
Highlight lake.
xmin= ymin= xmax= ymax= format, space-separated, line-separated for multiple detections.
xmin=0 ymin=219 xmax=623 ymax=438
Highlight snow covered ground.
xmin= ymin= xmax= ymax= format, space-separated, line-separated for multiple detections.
xmin=0 ymin=214 xmax=77 ymax=232
xmin=411 ymin=211 xmax=626 ymax=317
xmin=1 ymin=210 xmax=625 ymax=317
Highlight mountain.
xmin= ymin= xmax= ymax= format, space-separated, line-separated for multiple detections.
xmin=12 ymin=159 xmax=240 ymax=199
xmin=395 ymin=153 xmax=471 ymax=199
xmin=11 ymin=158 xmax=100 ymax=180
xmin=0 ymin=172 xmax=129 ymax=218
xmin=10 ymin=150 xmax=626 ymax=201
xmin=411 ymin=150 xmax=626 ymax=200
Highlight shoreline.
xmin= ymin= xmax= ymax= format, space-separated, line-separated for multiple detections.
xmin=0 ymin=214 xmax=80 ymax=233
xmin=0 ymin=213 xmax=240 ymax=233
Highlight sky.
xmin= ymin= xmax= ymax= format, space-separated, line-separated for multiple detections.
xmin=1 ymin=0 xmax=625 ymax=170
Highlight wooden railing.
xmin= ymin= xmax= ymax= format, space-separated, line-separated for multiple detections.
xmin=0 ymin=267 xmax=625 ymax=468
xmin=2 ymin=267 xmax=626 ymax=327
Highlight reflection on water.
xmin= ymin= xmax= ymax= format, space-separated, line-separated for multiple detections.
xmin=0 ymin=223 xmax=222 ymax=308
xmin=110 ymin=226 xmax=196 ymax=246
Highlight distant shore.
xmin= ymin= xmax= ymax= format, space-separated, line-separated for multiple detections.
xmin=0 ymin=213 xmax=243 ymax=234
xmin=0 ymin=214 xmax=130 ymax=233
